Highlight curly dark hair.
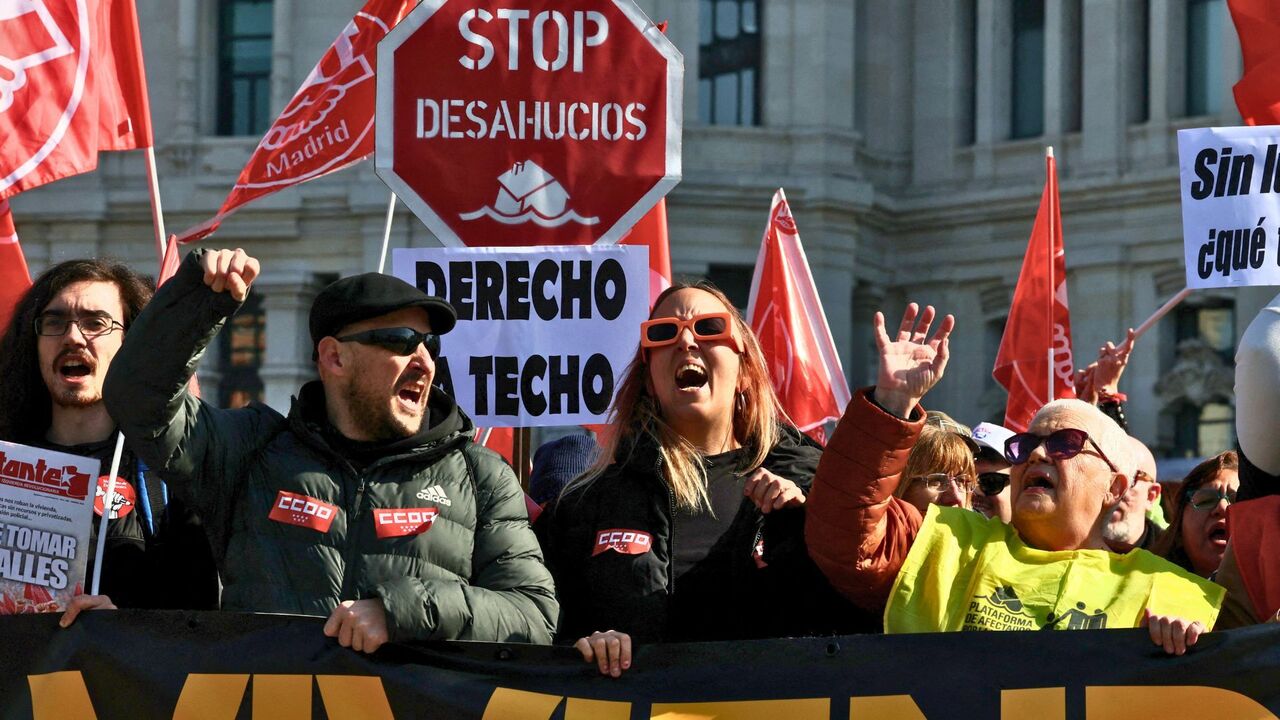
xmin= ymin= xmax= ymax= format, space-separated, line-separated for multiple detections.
xmin=0 ymin=259 xmax=153 ymax=442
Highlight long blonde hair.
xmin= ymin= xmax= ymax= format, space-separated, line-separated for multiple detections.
xmin=565 ymin=282 xmax=782 ymax=512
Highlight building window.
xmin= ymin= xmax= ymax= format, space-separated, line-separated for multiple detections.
xmin=216 ymin=0 xmax=274 ymax=136
xmin=1163 ymin=301 xmax=1235 ymax=457
xmin=1185 ymin=0 xmax=1225 ymax=117
xmin=1127 ymin=0 xmax=1150 ymax=125
xmin=1010 ymin=0 xmax=1045 ymax=139
xmin=705 ymin=263 xmax=755 ymax=314
xmin=219 ymin=293 xmax=265 ymax=408
xmin=698 ymin=0 xmax=762 ymax=126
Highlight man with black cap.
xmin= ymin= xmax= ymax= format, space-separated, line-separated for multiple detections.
xmin=104 ymin=248 xmax=557 ymax=652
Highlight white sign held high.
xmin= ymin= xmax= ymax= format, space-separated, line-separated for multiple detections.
xmin=1179 ymin=126 xmax=1280 ymax=289
xmin=392 ymin=245 xmax=649 ymax=427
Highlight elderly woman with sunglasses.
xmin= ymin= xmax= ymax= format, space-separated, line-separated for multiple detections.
xmin=536 ymin=282 xmax=862 ymax=677
xmin=805 ymin=304 xmax=1223 ymax=655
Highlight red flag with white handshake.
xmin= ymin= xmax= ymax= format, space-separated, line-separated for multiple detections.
xmin=175 ymin=0 xmax=417 ymax=242
xmin=747 ymin=189 xmax=852 ymax=444
xmin=0 ymin=0 xmax=152 ymax=198
xmin=0 ymin=199 xmax=32 ymax=331
xmin=993 ymin=149 xmax=1076 ymax=432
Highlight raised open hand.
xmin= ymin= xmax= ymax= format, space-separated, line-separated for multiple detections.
xmin=872 ymin=303 xmax=954 ymax=418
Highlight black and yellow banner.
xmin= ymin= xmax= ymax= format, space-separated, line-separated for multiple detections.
xmin=3 ymin=610 xmax=1280 ymax=719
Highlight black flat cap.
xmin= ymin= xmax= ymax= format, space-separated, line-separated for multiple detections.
xmin=309 ymin=273 xmax=457 ymax=351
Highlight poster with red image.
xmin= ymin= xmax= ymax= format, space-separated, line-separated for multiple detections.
xmin=0 ymin=440 xmax=97 ymax=614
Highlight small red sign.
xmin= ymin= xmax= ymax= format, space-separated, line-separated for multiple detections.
xmin=268 ymin=490 xmax=338 ymax=533
xmin=373 ymin=508 xmax=438 ymax=539
xmin=592 ymin=528 xmax=652 ymax=556
xmin=94 ymin=476 xmax=136 ymax=519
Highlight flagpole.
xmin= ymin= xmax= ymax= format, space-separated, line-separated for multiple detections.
xmin=144 ymin=147 xmax=168 ymax=264
xmin=1045 ymin=146 xmax=1055 ymax=402
xmin=377 ymin=193 xmax=396 ymax=274
xmin=90 ymin=432 xmax=127 ymax=596
xmin=1131 ymin=287 xmax=1192 ymax=342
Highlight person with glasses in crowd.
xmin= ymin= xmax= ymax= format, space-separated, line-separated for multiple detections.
xmin=895 ymin=421 xmax=977 ymax=515
xmin=0 ymin=260 xmax=218 ymax=624
xmin=536 ymin=282 xmax=864 ymax=678
xmin=1101 ymin=437 xmax=1165 ymax=553
xmin=103 ymin=249 xmax=557 ymax=653
xmin=970 ymin=422 xmax=1016 ymax=523
xmin=805 ymin=303 xmax=1223 ymax=655
xmin=1151 ymin=451 xmax=1237 ymax=579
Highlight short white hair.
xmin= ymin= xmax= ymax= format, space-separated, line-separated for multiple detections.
xmin=1031 ymin=399 xmax=1134 ymax=478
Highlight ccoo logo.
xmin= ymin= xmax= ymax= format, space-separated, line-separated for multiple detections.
xmin=0 ymin=0 xmax=90 ymax=193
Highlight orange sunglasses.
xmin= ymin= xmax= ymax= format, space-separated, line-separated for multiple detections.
xmin=640 ymin=312 xmax=741 ymax=352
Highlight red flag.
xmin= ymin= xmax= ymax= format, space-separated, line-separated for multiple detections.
xmin=175 ymin=0 xmax=416 ymax=242
xmin=0 ymin=0 xmax=152 ymax=199
xmin=620 ymin=198 xmax=673 ymax=307
xmin=1229 ymin=0 xmax=1280 ymax=125
xmin=746 ymin=190 xmax=852 ymax=444
xmin=993 ymin=151 xmax=1076 ymax=433
xmin=157 ymin=234 xmax=181 ymax=286
xmin=0 ymin=199 xmax=32 ymax=331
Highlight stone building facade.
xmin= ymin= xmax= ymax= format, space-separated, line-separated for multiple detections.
xmin=10 ymin=0 xmax=1263 ymax=460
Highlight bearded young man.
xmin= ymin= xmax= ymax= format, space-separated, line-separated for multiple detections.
xmin=0 ymin=260 xmax=218 ymax=621
xmin=103 ymin=249 xmax=556 ymax=652
xmin=805 ymin=304 xmax=1223 ymax=655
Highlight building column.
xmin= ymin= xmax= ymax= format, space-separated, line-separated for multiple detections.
xmin=1080 ymin=0 xmax=1124 ymax=173
xmin=256 ymin=265 xmax=325 ymax=413
xmin=974 ymin=0 xmax=1012 ymax=177
xmin=270 ymin=0 xmax=295 ymax=115
xmin=174 ymin=0 xmax=200 ymax=141
xmin=911 ymin=0 xmax=963 ymax=180
xmin=1043 ymin=0 xmax=1080 ymax=138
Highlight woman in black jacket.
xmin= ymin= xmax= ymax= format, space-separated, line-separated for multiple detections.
xmin=536 ymin=282 xmax=864 ymax=677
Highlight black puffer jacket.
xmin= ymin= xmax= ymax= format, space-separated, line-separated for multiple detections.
xmin=104 ymin=250 xmax=557 ymax=644
xmin=536 ymin=426 xmax=873 ymax=643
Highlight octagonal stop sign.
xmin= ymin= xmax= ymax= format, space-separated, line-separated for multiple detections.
xmin=376 ymin=0 xmax=682 ymax=247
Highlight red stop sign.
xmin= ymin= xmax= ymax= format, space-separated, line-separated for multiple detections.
xmin=376 ymin=0 xmax=682 ymax=247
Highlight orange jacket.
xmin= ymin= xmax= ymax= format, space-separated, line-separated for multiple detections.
xmin=804 ymin=387 xmax=926 ymax=614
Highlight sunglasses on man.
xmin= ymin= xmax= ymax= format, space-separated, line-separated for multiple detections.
xmin=977 ymin=472 xmax=1010 ymax=497
xmin=1003 ymin=428 xmax=1119 ymax=472
xmin=336 ymin=327 xmax=441 ymax=358
xmin=640 ymin=312 xmax=741 ymax=352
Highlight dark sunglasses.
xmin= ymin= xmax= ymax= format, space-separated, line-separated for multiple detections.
xmin=977 ymin=472 xmax=1010 ymax=497
xmin=640 ymin=313 xmax=740 ymax=351
xmin=336 ymin=327 xmax=440 ymax=358
xmin=1003 ymin=428 xmax=1119 ymax=472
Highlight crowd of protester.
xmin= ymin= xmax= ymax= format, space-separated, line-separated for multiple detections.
xmin=0 ymin=246 xmax=1275 ymax=674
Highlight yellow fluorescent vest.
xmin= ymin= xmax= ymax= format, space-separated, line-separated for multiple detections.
xmin=885 ymin=505 xmax=1224 ymax=633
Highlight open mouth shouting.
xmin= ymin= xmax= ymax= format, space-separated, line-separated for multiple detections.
xmin=394 ymin=368 xmax=429 ymax=413
xmin=1207 ymin=520 xmax=1228 ymax=549
xmin=1021 ymin=467 xmax=1056 ymax=496
xmin=674 ymin=362 xmax=708 ymax=392
xmin=55 ymin=351 xmax=96 ymax=385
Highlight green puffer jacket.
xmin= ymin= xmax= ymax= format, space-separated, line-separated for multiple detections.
xmin=103 ymin=250 xmax=556 ymax=644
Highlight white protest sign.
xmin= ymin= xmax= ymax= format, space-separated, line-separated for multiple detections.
xmin=0 ymin=440 xmax=98 ymax=614
xmin=1180 ymin=126 xmax=1280 ymax=289
xmin=392 ymin=245 xmax=649 ymax=427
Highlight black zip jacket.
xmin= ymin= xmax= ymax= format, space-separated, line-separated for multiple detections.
xmin=536 ymin=426 xmax=876 ymax=644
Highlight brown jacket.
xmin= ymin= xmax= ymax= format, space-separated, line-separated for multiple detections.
xmin=804 ymin=387 xmax=926 ymax=614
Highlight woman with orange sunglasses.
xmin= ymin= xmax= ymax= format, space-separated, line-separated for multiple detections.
xmin=536 ymin=282 xmax=863 ymax=677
